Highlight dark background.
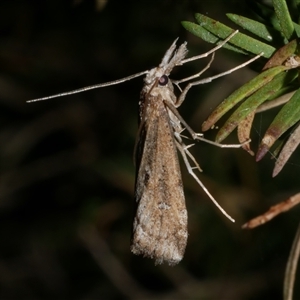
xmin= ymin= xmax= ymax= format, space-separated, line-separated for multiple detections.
xmin=1 ymin=0 xmax=300 ymax=299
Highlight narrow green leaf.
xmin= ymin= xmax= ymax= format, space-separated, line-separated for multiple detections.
xmin=273 ymin=0 xmax=295 ymax=40
xmin=249 ymin=1 xmax=300 ymax=37
xmin=216 ymin=70 xmax=297 ymax=142
xmin=202 ymin=65 xmax=287 ymax=131
xmin=195 ymin=13 xmax=276 ymax=58
xmin=257 ymin=87 xmax=300 ymax=160
xmin=226 ymin=14 xmax=274 ymax=42
xmin=181 ymin=21 xmax=248 ymax=54
xmin=182 ymin=21 xmax=218 ymax=43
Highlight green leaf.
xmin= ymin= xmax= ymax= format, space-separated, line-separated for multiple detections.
xmin=257 ymin=87 xmax=300 ymax=161
xmin=181 ymin=21 xmax=248 ymax=55
xmin=202 ymin=65 xmax=287 ymax=132
xmin=226 ymin=13 xmax=274 ymax=42
xmin=273 ymin=0 xmax=296 ymax=40
xmin=194 ymin=13 xmax=276 ymax=58
xmin=216 ymin=70 xmax=298 ymax=142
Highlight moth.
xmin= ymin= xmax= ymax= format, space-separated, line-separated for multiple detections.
xmin=27 ymin=31 xmax=262 ymax=265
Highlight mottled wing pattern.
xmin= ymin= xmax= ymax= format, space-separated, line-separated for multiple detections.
xmin=131 ymin=93 xmax=188 ymax=266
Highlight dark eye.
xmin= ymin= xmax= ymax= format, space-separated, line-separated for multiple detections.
xmin=158 ymin=75 xmax=168 ymax=86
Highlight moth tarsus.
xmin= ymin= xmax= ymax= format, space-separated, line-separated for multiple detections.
xmin=27 ymin=30 xmax=262 ymax=265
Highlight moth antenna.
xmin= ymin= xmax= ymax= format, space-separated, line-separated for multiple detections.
xmin=180 ymin=29 xmax=239 ymax=65
xmin=26 ymin=70 xmax=148 ymax=103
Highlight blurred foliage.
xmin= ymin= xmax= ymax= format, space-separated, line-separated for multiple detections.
xmin=0 ymin=0 xmax=300 ymax=299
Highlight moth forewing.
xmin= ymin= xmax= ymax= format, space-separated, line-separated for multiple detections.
xmin=132 ymin=94 xmax=188 ymax=265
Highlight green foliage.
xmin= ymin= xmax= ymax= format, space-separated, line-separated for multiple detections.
xmin=183 ymin=0 xmax=300 ymax=177
xmin=183 ymin=1 xmax=300 ymax=299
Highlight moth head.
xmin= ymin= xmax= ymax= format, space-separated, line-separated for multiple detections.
xmin=143 ymin=40 xmax=188 ymax=86
xmin=144 ymin=66 xmax=166 ymax=85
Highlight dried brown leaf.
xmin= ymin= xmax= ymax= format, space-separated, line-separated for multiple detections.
xmin=237 ymin=111 xmax=255 ymax=156
xmin=273 ymin=122 xmax=300 ymax=177
xmin=242 ymin=193 xmax=300 ymax=229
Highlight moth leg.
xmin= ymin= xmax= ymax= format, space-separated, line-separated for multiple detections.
xmin=175 ymin=139 xmax=235 ymax=222
xmin=192 ymin=133 xmax=251 ymax=148
xmin=174 ymin=52 xmax=262 ymax=107
xmin=184 ymin=144 xmax=202 ymax=172
xmin=165 ymin=100 xmax=250 ymax=148
xmin=175 ymin=131 xmax=203 ymax=172
xmin=173 ymin=53 xmax=215 ymax=93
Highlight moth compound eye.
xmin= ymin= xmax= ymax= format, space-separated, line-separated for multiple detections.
xmin=158 ymin=75 xmax=168 ymax=86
